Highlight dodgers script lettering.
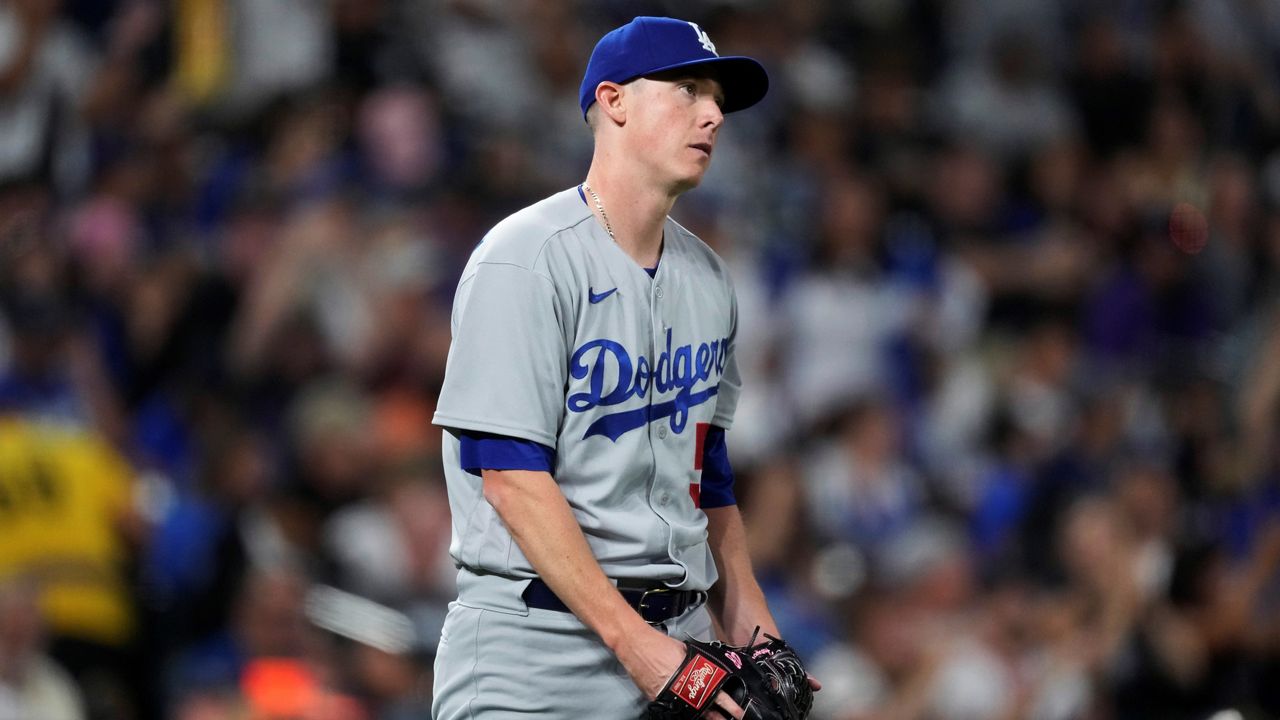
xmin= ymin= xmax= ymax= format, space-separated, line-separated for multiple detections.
xmin=567 ymin=328 xmax=729 ymax=441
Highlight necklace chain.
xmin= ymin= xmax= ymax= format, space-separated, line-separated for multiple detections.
xmin=582 ymin=183 xmax=616 ymax=242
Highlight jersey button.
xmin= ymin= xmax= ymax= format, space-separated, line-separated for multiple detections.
xmin=657 ymin=426 xmax=668 ymax=439
xmin=659 ymin=492 xmax=670 ymax=506
xmin=654 ymin=285 xmax=664 ymax=299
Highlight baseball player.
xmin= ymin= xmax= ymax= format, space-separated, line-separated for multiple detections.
xmin=431 ymin=16 xmax=815 ymax=718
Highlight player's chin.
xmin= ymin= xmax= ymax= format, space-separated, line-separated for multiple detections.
xmin=672 ymin=167 xmax=708 ymax=193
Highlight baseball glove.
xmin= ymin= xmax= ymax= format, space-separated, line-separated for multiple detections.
xmin=645 ymin=629 xmax=813 ymax=720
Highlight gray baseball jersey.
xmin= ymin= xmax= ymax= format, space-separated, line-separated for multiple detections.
xmin=433 ymin=186 xmax=742 ymax=593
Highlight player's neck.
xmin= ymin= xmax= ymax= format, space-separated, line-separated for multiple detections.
xmin=583 ymin=166 xmax=674 ymax=269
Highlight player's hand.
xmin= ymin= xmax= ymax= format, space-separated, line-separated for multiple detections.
xmin=708 ymin=692 xmax=747 ymax=718
xmin=613 ymin=626 xmax=685 ymax=700
xmin=616 ymin=626 xmax=745 ymax=718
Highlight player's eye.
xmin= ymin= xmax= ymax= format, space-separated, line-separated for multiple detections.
xmin=679 ymin=82 xmax=697 ymax=96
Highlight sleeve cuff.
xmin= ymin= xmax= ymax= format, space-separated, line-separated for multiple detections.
xmin=458 ymin=431 xmax=556 ymax=477
xmin=699 ymin=426 xmax=736 ymax=508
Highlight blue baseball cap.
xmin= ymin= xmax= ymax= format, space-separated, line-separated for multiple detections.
xmin=579 ymin=16 xmax=769 ymax=118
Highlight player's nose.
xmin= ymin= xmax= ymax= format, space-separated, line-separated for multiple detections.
xmin=700 ymin=98 xmax=724 ymax=131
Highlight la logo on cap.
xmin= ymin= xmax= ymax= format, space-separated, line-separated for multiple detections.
xmin=688 ymin=22 xmax=716 ymax=54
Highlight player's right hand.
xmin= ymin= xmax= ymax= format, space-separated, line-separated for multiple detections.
xmin=616 ymin=627 xmax=745 ymax=718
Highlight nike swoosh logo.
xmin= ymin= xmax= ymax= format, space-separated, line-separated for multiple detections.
xmin=588 ymin=287 xmax=617 ymax=304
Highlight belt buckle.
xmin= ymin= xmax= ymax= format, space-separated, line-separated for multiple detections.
xmin=637 ymin=587 xmax=674 ymax=624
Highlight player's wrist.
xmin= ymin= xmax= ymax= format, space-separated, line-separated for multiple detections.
xmin=599 ymin=613 xmax=663 ymax=654
xmin=725 ymin=620 xmax=780 ymax=645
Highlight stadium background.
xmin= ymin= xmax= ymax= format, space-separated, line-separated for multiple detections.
xmin=2 ymin=0 xmax=1280 ymax=718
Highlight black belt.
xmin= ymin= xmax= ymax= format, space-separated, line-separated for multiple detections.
xmin=523 ymin=578 xmax=707 ymax=625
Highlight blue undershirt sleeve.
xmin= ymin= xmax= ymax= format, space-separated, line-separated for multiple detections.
xmin=458 ymin=431 xmax=556 ymax=477
xmin=699 ymin=426 xmax=737 ymax=508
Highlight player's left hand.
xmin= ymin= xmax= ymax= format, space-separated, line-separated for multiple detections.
xmin=644 ymin=630 xmax=814 ymax=719
xmin=708 ymin=692 xmax=746 ymax=719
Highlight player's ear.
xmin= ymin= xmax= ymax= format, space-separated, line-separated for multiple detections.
xmin=596 ymin=81 xmax=626 ymax=125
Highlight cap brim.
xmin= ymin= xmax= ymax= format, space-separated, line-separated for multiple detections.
xmin=641 ymin=55 xmax=769 ymax=114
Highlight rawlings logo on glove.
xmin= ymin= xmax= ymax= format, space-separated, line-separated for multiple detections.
xmin=645 ymin=629 xmax=813 ymax=720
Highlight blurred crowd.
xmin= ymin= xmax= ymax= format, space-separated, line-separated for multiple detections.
xmin=2 ymin=0 xmax=1280 ymax=718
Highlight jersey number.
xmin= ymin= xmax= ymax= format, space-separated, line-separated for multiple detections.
xmin=690 ymin=422 xmax=709 ymax=508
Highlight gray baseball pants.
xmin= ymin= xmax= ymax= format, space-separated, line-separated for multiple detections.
xmin=431 ymin=580 xmax=712 ymax=719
